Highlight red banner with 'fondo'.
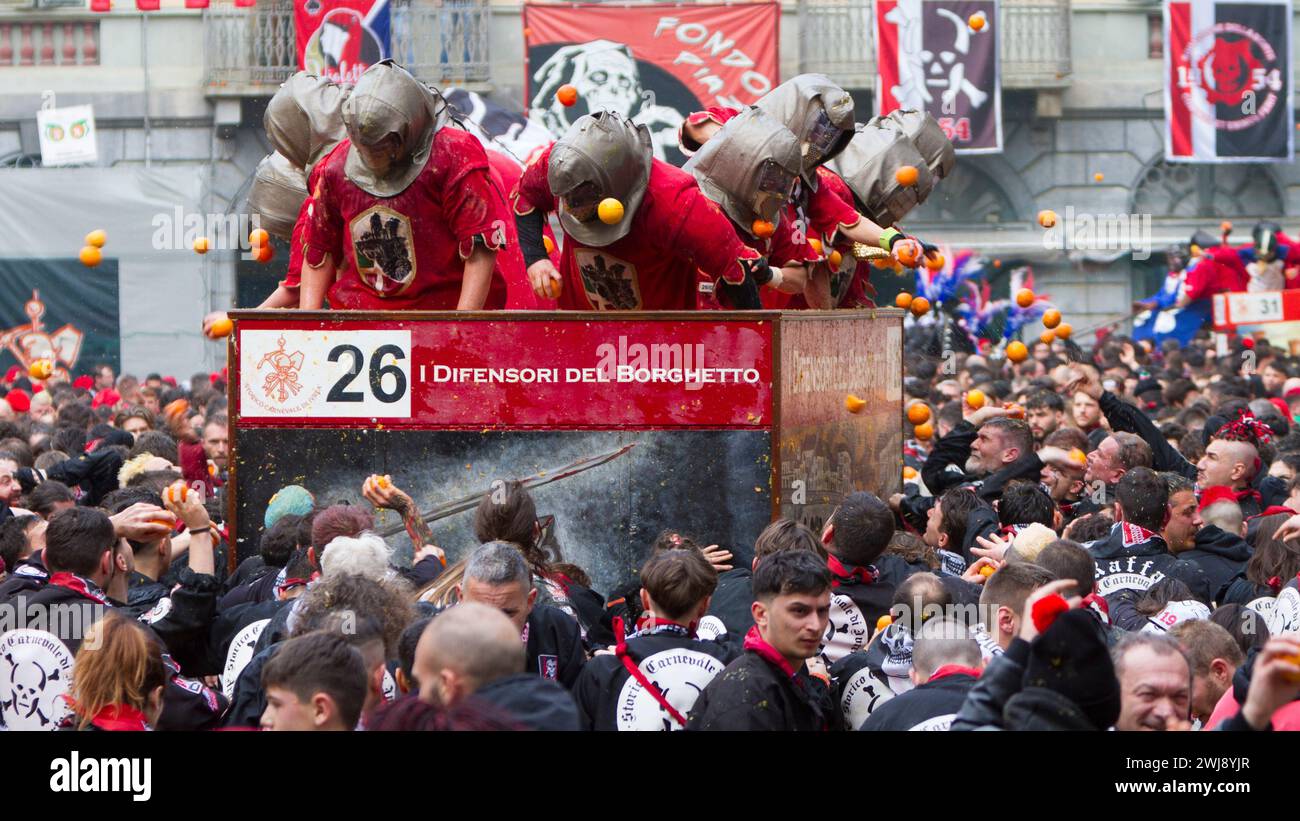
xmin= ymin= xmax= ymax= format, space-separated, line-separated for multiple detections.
xmin=523 ymin=2 xmax=780 ymax=165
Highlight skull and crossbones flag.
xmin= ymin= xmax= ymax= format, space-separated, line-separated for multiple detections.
xmin=874 ymin=0 xmax=1002 ymax=153
xmin=1164 ymin=0 xmax=1292 ymax=162
xmin=295 ymin=0 xmax=392 ymax=85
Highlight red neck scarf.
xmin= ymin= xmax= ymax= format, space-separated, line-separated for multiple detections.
xmin=49 ymin=572 xmax=110 ymax=605
xmin=743 ymin=625 xmax=799 ymax=679
xmin=88 ymin=703 xmax=151 ymax=731
xmin=827 ymin=555 xmax=879 ymax=588
xmin=928 ymin=664 xmax=982 ymax=683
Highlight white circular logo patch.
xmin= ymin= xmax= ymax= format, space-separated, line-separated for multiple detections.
xmin=695 ymin=616 xmax=728 ymax=643
xmin=0 ymin=629 xmax=73 ymax=730
xmin=615 ymin=648 xmax=726 ymax=731
xmin=222 ymin=618 xmax=271 ymax=700
xmin=818 ymin=594 xmax=868 ymax=666
xmin=141 ymin=596 xmax=173 ymax=625
xmin=839 ymin=666 xmax=894 ymax=730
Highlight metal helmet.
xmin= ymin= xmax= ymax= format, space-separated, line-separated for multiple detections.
xmin=683 ymin=106 xmax=801 ymax=233
xmin=341 ymin=60 xmax=451 ymax=197
xmin=754 ymin=73 xmax=855 ymax=188
xmin=247 ymin=152 xmax=308 ymax=241
xmin=264 ymin=72 xmax=349 ymax=175
xmin=828 ymin=120 xmax=932 ymax=227
xmin=881 ymin=109 xmax=956 ymax=180
xmin=1253 ymin=221 xmax=1284 ymax=262
xmin=547 ymin=111 xmax=652 ymax=247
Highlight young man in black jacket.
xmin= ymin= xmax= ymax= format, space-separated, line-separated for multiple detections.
xmin=688 ymin=550 xmax=839 ymax=731
xmin=707 ymin=518 xmax=823 ymax=645
xmin=858 ymin=618 xmax=983 ymax=731
xmin=1085 ymin=467 xmax=1211 ymax=604
xmin=575 ymin=548 xmax=735 ymax=730
xmin=459 ymin=541 xmax=585 ymax=688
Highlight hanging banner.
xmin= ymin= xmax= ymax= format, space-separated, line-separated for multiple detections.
xmin=295 ymin=0 xmax=392 ymax=85
xmin=0 ymin=260 xmax=120 ymax=379
xmin=522 ymin=2 xmax=780 ymax=166
xmin=1164 ymin=0 xmax=1292 ymax=163
xmin=874 ymin=0 xmax=1001 ymax=153
xmin=36 ymin=104 xmax=97 ymax=167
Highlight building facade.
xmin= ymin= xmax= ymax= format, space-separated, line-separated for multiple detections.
xmin=0 ymin=0 xmax=1297 ymax=373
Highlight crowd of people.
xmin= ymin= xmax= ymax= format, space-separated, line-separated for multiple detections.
xmin=0 ymin=332 xmax=1298 ymax=732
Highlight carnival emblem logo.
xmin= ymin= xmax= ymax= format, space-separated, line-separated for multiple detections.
xmin=0 ymin=290 xmax=84 ymax=381
xmin=1178 ymin=24 xmax=1284 ymax=129
xmin=255 ymin=335 xmax=306 ymax=404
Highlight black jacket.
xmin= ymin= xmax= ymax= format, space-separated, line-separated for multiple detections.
xmin=688 ymin=631 xmax=840 ymax=731
xmin=1086 ymin=522 xmax=1212 ymax=604
xmin=1218 ymin=574 xmax=1273 ymax=608
xmin=1180 ymin=525 xmax=1252 ymax=604
xmin=471 ymin=673 xmax=581 ymax=731
xmin=858 ymin=669 xmax=978 ymax=731
xmin=0 ymin=551 xmax=47 ymax=605
xmin=15 ymin=446 xmax=124 ymax=508
xmin=223 ymin=643 xmax=278 ymax=728
xmin=524 ymin=604 xmax=586 ymax=689
xmin=819 ymin=563 xmax=894 ymax=666
xmin=572 ymin=625 xmax=736 ymax=731
xmin=125 ymin=571 xmax=169 ymax=614
xmin=21 ymin=568 xmax=218 ymax=670
xmin=706 ymin=567 xmax=754 ymax=648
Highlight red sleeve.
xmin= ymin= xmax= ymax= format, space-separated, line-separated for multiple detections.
xmin=434 ymin=130 xmax=507 ymax=260
xmin=1182 ymin=257 xmax=1214 ymax=302
xmin=279 ymin=197 xmax=313 ymax=290
xmin=807 ymin=172 xmax=862 ymax=237
xmin=671 ymin=189 xmax=760 ymax=285
xmin=768 ymin=210 xmax=822 ymax=268
xmin=302 ymin=153 xmax=345 ymax=268
xmin=513 ymin=144 xmax=557 ymax=215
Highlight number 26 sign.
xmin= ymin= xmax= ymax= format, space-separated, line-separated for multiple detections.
xmin=238 ymin=328 xmax=411 ymax=419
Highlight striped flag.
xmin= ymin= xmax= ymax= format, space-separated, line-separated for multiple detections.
xmin=1165 ymin=0 xmax=1292 ymax=162
xmin=874 ymin=0 xmax=1001 ymax=153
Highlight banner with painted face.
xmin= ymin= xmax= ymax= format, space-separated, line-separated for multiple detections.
xmin=874 ymin=0 xmax=1002 ymax=153
xmin=295 ymin=0 xmax=392 ymax=85
xmin=522 ymin=2 xmax=780 ymax=166
xmin=1164 ymin=0 xmax=1293 ymax=163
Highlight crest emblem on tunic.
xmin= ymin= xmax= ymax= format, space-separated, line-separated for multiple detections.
xmin=350 ymin=206 xmax=416 ymax=296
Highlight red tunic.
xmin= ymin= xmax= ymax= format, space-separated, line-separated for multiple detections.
xmin=788 ymin=169 xmax=875 ymax=309
xmin=486 ymin=148 xmax=559 ymax=310
xmin=757 ymin=203 xmax=821 ymax=310
xmin=513 ymin=145 xmax=759 ymax=310
xmin=305 ymin=128 xmax=508 ymax=310
xmin=1184 ymin=246 xmax=1250 ymax=301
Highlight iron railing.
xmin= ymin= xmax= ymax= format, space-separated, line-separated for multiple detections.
xmin=204 ymin=0 xmax=490 ymax=94
xmin=798 ymin=0 xmax=1071 ymax=89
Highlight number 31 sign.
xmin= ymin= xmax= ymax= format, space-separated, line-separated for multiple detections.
xmin=238 ymin=328 xmax=412 ymax=419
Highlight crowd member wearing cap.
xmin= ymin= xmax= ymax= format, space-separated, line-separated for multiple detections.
xmin=513 ymin=109 xmax=767 ymax=310
xmin=859 ymin=618 xmax=983 ymax=731
xmin=301 ymin=61 xmax=506 ymax=311
xmin=953 ymin=580 xmax=1122 ymax=731
xmin=1169 ymin=619 xmax=1245 ymax=724
xmin=574 ymin=549 xmax=734 ymax=731
xmin=688 ymin=550 xmax=839 ymax=731
xmin=457 ymin=541 xmax=585 ymax=688
xmin=411 ymin=601 xmax=579 ymax=731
